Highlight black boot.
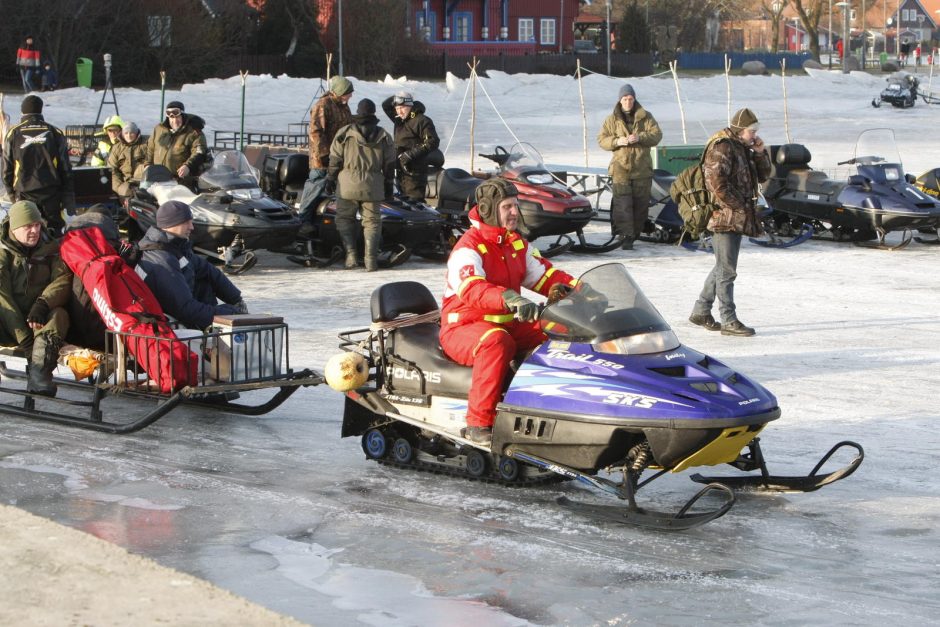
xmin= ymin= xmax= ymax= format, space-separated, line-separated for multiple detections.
xmin=28 ymin=333 xmax=62 ymax=397
xmin=363 ymin=229 xmax=381 ymax=272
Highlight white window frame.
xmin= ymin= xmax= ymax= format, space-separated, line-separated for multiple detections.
xmin=540 ymin=18 xmax=556 ymax=45
xmin=518 ymin=18 xmax=534 ymax=42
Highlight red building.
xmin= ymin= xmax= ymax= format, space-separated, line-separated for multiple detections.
xmin=408 ymin=0 xmax=585 ymax=55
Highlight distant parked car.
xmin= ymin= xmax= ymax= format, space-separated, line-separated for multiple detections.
xmin=573 ymin=39 xmax=598 ymax=54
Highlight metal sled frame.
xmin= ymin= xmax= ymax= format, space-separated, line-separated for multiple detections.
xmin=0 ymin=324 xmax=322 ymax=433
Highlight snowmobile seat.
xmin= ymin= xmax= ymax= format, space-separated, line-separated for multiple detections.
xmin=370 ymin=281 xmax=439 ymax=322
xmin=438 ymin=168 xmax=482 ymax=212
xmin=140 ymin=165 xmax=175 ymax=187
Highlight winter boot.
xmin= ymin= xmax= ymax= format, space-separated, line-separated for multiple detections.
xmin=363 ymin=229 xmax=381 ymax=272
xmin=27 ymin=333 xmax=62 ymax=397
xmin=337 ymin=222 xmax=359 ymax=269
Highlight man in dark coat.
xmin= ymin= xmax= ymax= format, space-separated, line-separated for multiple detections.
xmin=327 ymin=98 xmax=395 ymax=272
xmin=0 ymin=200 xmax=71 ymax=396
xmin=381 ymin=91 xmax=440 ymax=202
xmin=135 ymin=201 xmax=247 ymax=330
xmin=2 ymin=95 xmax=74 ymax=233
xmin=147 ymin=101 xmax=208 ymax=188
xmin=689 ymin=108 xmax=771 ymax=337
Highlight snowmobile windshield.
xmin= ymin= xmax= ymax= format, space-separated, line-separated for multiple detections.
xmin=850 ymin=128 xmax=904 ymax=183
xmin=198 ymin=150 xmax=263 ymax=198
xmin=502 ymin=142 xmax=556 ymax=185
xmin=540 ymin=263 xmax=680 ymax=355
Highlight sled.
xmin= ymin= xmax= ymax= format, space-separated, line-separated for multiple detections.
xmin=0 ymin=321 xmax=322 ymax=433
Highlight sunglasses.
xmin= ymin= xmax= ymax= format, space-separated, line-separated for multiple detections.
xmin=165 ymin=108 xmax=182 ymax=117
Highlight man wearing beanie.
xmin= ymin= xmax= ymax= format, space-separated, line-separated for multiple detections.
xmin=689 ymin=107 xmax=770 ymax=338
xmin=298 ymin=76 xmax=355 ymax=222
xmin=0 ymin=200 xmax=72 ymax=396
xmin=135 ymin=201 xmax=247 ymax=330
xmin=439 ymin=177 xmax=579 ymax=445
xmin=147 ymin=100 xmax=208 ymax=187
xmin=597 ymin=83 xmax=662 ymax=250
xmin=2 ymin=94 xmax=74 ymax=233
xmin=382 ymin=90 xmax=440 ymax=202
xmin=326 ymin=98 xmax=395 ymax=271
xmin=108 ymin=120 xmax=148 ymax=201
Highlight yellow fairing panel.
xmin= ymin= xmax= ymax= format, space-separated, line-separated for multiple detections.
xmin=671 ymin=425 xmax=765 ymax=473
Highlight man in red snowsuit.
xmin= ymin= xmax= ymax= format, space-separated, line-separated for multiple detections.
xmin=440 ymin=178 xmax=577 ymax=444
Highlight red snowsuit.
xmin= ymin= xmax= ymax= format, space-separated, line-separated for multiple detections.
xmin=440 ymin=207 xmax=576 ymax=428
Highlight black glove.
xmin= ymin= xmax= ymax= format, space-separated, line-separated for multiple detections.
xmin=27 ymin=299 xmax=50 ymax=326
xmin=233 ymin=299 xmax=249 ymax=314
xmin=324 ymin=177 xmax=336 ymax=196
xmin=398 ymin=152 xmax=413 ymax=174
xmin=502 ymin=289 xmax=538 ymax=322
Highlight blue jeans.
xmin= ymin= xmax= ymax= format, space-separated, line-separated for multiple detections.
xmin=297 ymin=168 xmax=327 ymax=219
xmin=692 ymin=231 xmax=742 ymax=324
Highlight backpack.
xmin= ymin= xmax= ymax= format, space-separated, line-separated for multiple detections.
xmin=670 ymin=138 xmax=726 ymax=241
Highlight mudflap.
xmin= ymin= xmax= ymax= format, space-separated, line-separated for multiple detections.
xmin=690 ymin=439 xmax=864 ymax=493
xmin=749 ymin=223 xmax=814 ymax=248
xmin=341 ymin=392 xmax=390 ymax=438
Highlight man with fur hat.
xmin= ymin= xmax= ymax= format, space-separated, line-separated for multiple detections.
xmin=147 ymin=101 xmax=208 ymax=188
xmin=689 ymin=107 xmax=771 ymax=337
xmin=440 ymin=177 xmax=579 ymax=445
xmin=381 ymin=90 xmax=440 ymax=202
xmin=2 ymin=94 xmax=74 ymax=233
xmin=597 ymin=83 xmax=662 ymax=249
xmin=135 ymin=201 xmax=247 ymax=330
xmin=298 ymin=76 xmax=355 ymax=223
xmin=326 ymin=98 xmax=395 ymax=272
xmin=108 ymin=121 xmax=148 ymax=202
xmin=0 ymin=200 xmax=72 ymax=396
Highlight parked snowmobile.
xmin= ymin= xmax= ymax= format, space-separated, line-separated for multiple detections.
xmin=259 ymin=152 xmax=448 ymax=268
xmin=763 ymin=129 xmax=940 ymax=250
xmin=330 ymin=263 xmax=863 ymax=531
xmin=426 ymin=143 xmax=619 ymax=257
xmin=872 ymin=72 xmax=919 ymax=108
xmin=124 ymin=151 xmax=301 ymax=273
xmin=909 ymin=168 xmax=940 ymax=243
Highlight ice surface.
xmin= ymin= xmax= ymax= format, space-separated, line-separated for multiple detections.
xmin=1 ymin=69 xmax=939 ymax=625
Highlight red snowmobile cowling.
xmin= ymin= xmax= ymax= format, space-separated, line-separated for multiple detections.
xmin=59 ymin=227 xmax=198 ymax=393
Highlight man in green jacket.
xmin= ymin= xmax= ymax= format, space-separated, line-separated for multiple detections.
xmin=0 ymin=200 xmax=72 ymax=396
xmin=327 ymin=99 xmax=396 ymax=272
xmin=147 ymin=100 xmax=208 ymax=188
xmin=597 ymin=84 xmax=663 ymax=250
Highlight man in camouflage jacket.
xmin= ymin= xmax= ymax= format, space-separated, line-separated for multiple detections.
xmin=689 ymin=107 xmax=771 ymax=338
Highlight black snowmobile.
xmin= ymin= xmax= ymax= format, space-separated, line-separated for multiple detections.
xmin=871 ymin=72 xmax=919 ymax=108
xmin=124 ymin=150 xmax=301 ymax=273
xmin=330 ymin=263 xmax=863 ymax=531
xmin=259 ymin=152 xmax=448 ymax=268
xmin=425 ymin=143 xmax=620 ymax=257
xmin=763 ymin=129 xmax=940 ymax=250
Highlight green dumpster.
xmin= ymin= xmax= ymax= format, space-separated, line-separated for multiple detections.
xmin=76 ymin=57 xmax=93 ymax=88
xmin=653 ymin=145 xmax=706 ymax=176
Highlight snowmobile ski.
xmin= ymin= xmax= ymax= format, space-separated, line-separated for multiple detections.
xmin=749 ymin=223 xmax=814 ymax=248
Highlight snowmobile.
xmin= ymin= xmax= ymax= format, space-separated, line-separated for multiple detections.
xmin=909 ymin=168 xmax=940 ymax=243
xmin=871 ymin=72 xmax=919 ymax=108
xmin=763 ymin=129 xmax=940 ymax=250
xmin=259 ymin=152 xmax=448 ymax=268
xmin=124 ymin=150 xmax=302 ymax=273
xmin=425 ymin=143 xmax=620 ymax=258
xmin=330 ymin=263 xmax=863 ymax=531
xmin=647 ymin=170 xmax=812 ymax=251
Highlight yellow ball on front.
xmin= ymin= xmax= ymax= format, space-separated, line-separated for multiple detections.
xmin=325 ymin=351 xmax=369 ymax=391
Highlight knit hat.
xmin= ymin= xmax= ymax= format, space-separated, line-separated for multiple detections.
xmin=329 ymin=76 xmax=353 ymax=97
xmin=475 ymin=177 xmax=518 ymax=227
xmin=392 ymin=91 xmax=414 ymax=106
xmin=122 ymin=121 xmax=140 ymax=136
xmin=156 ymin=200 xmax=193 ymax=229
xmin=9 ymin=200 xmax=43 ymax=231
xmin=618 ymin=84 xmax=636 ymax=99
xmin=730 ymin=107 xmax=760 ymax=132
xmin=21 ymin=95 xmax=43 ymax=115
xmin=165 ymin=101 xmax=185 ymax=112
xmin=356 ymin=98 xmax=376 ymax=117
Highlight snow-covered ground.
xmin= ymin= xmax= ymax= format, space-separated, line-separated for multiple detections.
xmin=1 ymin=69 xmax=939 ymax=625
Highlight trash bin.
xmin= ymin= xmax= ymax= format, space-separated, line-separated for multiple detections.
xmin=76 ymin=57 xmax=93 ymax=88
xmin=880 ymin=51 xmax=888 ymax=66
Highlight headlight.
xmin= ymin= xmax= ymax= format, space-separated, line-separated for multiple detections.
xmin=525 ymin=173 xmax=554 ymax=185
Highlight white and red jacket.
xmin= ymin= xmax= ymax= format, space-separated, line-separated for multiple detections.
xmin=441 ymin=207 xmax=576 ymax=333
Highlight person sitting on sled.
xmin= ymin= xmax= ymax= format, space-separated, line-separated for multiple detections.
xmin=0 ymin=200 xmax=71 ymax=397
xmin=135 ymin=201 xmax=247 ymax=330
xmin=439 ymin=178 xmax=579 ymax=445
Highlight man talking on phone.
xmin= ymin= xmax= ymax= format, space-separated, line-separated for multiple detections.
xmin=688 ymin=108 xmax=771 ymax=337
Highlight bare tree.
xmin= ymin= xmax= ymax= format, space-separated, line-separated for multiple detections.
xmin=792 ymin=0 xmax=825 ymax=61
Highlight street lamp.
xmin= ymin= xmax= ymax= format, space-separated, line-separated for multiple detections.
xmin=606 ymin=0 xmax=611 ymax=76
xmin=836 ymin=1 xmax=849 ymax=73
xmin=337 ymin=0 xmax=344 ymax=75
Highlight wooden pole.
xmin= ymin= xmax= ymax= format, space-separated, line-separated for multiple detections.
xmin=669 ymin=60 xmax=687 ymax=144
xmin=325 ymin=53 xmax=333 ymax=83
xmin=576 ymin=59 xmax=589 ymax=168
xmin=725 ymin=54 xmax=732 ymax=127
xmin=159 ymin=71 xmax=166 ymax=123
xmin=781 ymin=58 xmax=791 ymax=143
xmin=469 ymin=57 xmax=478 ymax=173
